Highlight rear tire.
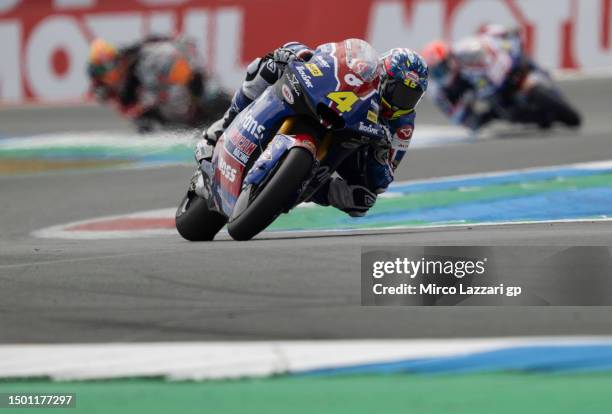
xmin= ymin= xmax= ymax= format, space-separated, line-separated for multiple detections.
xmin=528 ymin=86 xmax=582 ymax=128
xmin=175 ymin=193 xmax=227 ymax=241
xmin=227 ymin=147 xmax=314 ymax=241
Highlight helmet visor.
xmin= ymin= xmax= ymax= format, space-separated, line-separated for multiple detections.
xmin=383 ymin=79 xmax=424 ymax=110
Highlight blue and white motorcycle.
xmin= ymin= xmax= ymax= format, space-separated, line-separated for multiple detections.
xmin=176 ymin=39 xmax=387 ymax=241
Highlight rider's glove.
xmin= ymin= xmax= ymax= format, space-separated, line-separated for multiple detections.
xmin=327 ymin=178 xmax=377 ymax=217
xmin=272 ymin=47 xmax=299 ymax=66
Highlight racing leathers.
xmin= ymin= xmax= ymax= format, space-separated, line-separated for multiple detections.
xmin=196 ymin=42 xmax=417 ymax=217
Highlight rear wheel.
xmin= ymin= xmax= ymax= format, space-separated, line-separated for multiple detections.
xmin=227 ymin=147 xmax=314 ymax=241
xmin=528 ymin=86 xmax=582 ymax=128
xmin=175 ymin=192 xmax=227 ymax=241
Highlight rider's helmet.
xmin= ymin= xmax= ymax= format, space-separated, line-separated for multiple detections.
xmin=87 ymin=38 xmax=122 ymax=86
xmin=478 ymin=23 xmax=520 ymax=40
xmin=379 ymin=48 xmax=428 ymax=120
xmin=478 ymin=24 xmax=524 ymax=56
xmin=421 ymin=40 xmax=456 ymax=88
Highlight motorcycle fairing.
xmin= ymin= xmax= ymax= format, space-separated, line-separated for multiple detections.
xmin=287 ymin=40 xmax=381 ymax=131
xmin=210 ymin=87 xmax=294 ymax=216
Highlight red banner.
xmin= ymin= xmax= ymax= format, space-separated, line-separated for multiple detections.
xmin=0 ymin=0 xmax=611 ymax=104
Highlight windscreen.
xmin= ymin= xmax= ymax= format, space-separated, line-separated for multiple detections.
xmin=342 ymin=38 xmax=381 ymax=82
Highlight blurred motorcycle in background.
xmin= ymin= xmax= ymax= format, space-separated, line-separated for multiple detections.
xmin=423 ymin=26 xmax=581 ymax=131
xmin=88 ymin=36 xmax=231 ymax=133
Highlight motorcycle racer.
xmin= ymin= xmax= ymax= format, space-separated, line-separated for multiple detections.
xmin=195 ymin=40 xmax=428 ymax=217
xmin=478 ymin=23 xmax=524 ymax=56
xmin=421 ymin=37 xmax=500 ymax=131
xmin=87 ymin=36 xmax=227 ymax=132
xmin=422 ymin=26 xmax=567 ymax=131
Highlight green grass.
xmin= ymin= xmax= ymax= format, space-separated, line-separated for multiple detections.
xmin=2 ymin=373 xmax=612 ymax=413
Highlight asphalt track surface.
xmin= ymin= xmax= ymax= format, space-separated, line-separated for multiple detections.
xmin=1 ymin=78 xmax=612 ymax=343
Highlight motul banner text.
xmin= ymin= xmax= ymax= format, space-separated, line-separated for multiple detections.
xmin=0 ymin=0 xmax=610 ymax=104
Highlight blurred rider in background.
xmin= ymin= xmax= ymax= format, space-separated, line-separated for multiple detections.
xmin=478 ymin=23 xmax=524 ymax=57
xmin=194 ymin=40 xmax=428 ymax=217
xmin=422 ymin=25 xmax=533 ymax=131
xmin=87 ymin=36 xmax=228 ymax=133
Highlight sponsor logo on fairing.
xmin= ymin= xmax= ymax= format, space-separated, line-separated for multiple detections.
xmin=305 ymin=63 xmax=323 ymax=76
xmin=287 ymin=73 xmax=301 ymax=96
xmin=296 ymin=65 xmax=314 ymax=88
xmin=228 ymin=130 xmax=258 ymax=164
xmin=218 ymin=157 xmax=237 ymax=182
xmin=241 ymin=112 xmax=266 ymax=139
xmin=358 ymin=121 xmax=381 ymax=135
xmin=281 ymin=84 xmax=294 ymax=104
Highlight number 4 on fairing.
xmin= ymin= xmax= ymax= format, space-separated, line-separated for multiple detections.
xmin=326 ymin=91 xmax=358 ymax=113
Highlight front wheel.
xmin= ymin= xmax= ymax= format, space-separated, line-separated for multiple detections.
xmin=528 ymin=85 xmax=582 ymax=128
xmin=227 ymin=147 xmax=314 ymax=241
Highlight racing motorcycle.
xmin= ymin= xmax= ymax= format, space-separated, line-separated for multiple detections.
xmin=131 ymin=72 xmax=232 ymax=133
xmin=175 ymin=39 xmax=386 ymax=241
xmin=469 ymin=37 xmax=581 ymax=129
xmin=99 ymin=38 xmax=232 ymax=133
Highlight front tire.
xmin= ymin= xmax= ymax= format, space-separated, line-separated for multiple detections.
xmin=227 ymin=147 xmax=314 ymax=241
xmin=175 ymin=192 xmax=227 ymax=241
xmin=528 ymin=86 xmax=582 ymax=128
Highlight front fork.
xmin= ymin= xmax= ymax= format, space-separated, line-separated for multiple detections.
xmin=241 ymin=116 xmax=355 ymax=210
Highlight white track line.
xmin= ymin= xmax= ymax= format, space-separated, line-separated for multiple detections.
xmin=28 ymin=216 xmax=612 ymax=241
xmin=1 ymin=336 xmax=611 ymax=380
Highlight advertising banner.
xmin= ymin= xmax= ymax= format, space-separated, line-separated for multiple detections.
xmin=0 ymin=0 xmax=610 ymax=104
